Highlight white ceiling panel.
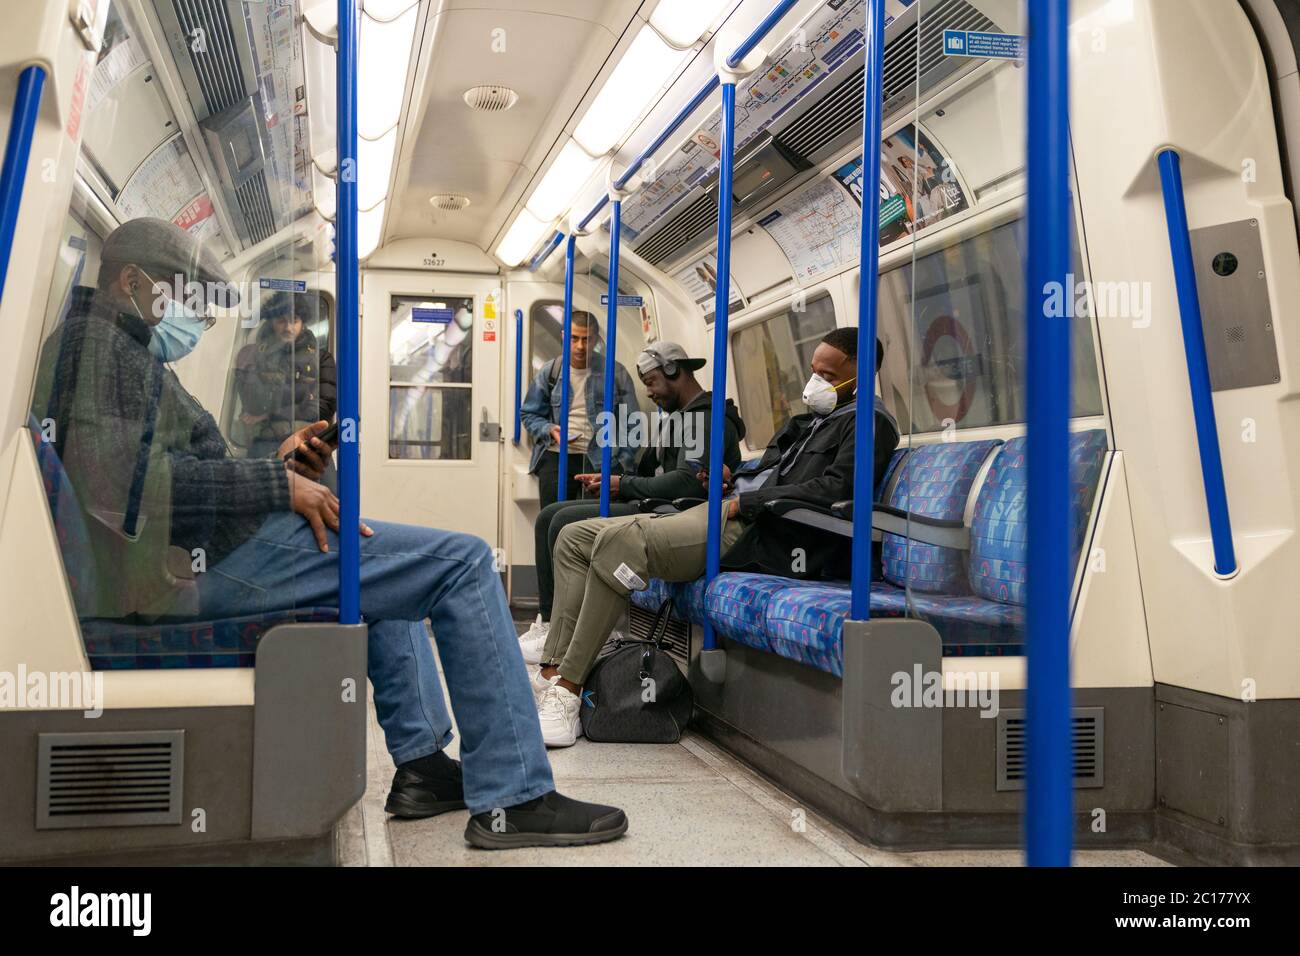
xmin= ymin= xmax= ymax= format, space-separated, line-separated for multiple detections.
xmin=387 ymin=1 xmax=642 ymax=248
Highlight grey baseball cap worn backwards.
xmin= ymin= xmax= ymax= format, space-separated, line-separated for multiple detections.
xmin=636 ymin=341 xmax=707 ymax=376
xmin=103 ymin=217 xmax=239 ymax=307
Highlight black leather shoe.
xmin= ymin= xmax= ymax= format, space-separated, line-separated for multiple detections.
xmin=464 ymin=790 xmax=627 ymax=849
xmin=385 ymin=755 xmax=467 ymax=819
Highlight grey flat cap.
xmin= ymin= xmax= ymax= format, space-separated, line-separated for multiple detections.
xmin=102 ymin=217 xmax=238 ymax=305
xmin=637 ymin=341 xmax=706 ymax=376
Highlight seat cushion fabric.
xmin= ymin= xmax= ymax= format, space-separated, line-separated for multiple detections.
xmin=881 ymin=440 xmax=1000 ymax=594
xmin=969 ymin=429 xmax=1108 ymax=605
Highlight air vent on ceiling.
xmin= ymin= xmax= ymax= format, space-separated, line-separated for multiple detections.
xmin=163 ymin=0 xmax=258 ymax=121
xmin=631 ymin=0 xmax=998 ymax=267
xmin=430 ymin=194 xmax=471 ymax=212
xmin=37 ymin=730 xmax=184 ymax=829
xmin=463 ymin=85 xmax=520 ymax=113
xmin=235 ymin=174 xmax=278 ymax=244
xmin=997 ymin=708 xmax=1104 ymax=791
xmin=635 ymin=193 xmax=717 ymax=267
xmin=779 ymin=0 xmax=997 ymax=161
xmin=626 ymin=603 xmax=690 ymax=667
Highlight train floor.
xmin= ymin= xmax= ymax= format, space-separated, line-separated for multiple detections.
xmin=335 ymin=617 xmax=1170 ymax=867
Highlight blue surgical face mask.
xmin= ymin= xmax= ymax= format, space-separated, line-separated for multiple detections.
xmin=135 ymin=270 xmax=207 ymax=362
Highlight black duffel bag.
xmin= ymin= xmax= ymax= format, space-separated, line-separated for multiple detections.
xmin=579 ymin=599 xmax=694 ymax=744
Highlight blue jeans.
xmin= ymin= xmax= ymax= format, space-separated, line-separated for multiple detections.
xmin=198 ymin=512 xmax=554 ymax=813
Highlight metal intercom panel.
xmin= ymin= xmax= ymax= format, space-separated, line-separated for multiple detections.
xmin=1188 ymin=219 xmax=1280 ymax=392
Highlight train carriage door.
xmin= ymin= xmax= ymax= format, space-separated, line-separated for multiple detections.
xmin=360 ymin=271 xmax=505 ymax=544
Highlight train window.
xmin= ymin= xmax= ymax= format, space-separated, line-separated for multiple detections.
xmin=877 ymin=218 xmax=1103 ymax=434
xmin=388 ymin=294 xmax=474 ymax=460
xmin=731 ymin=292 xmax=839 ymax=450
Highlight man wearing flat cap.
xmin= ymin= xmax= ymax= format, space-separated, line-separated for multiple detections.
xmin=31 ymin=216 xmax=629 ymax=849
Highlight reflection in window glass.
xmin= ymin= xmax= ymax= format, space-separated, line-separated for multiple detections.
xmin=227 ymin=289 xmax=337 ymax=458
xmin=389 ymin=386 xmax=473 ymax=461
xmin=877 ymin=218 xmax=1102 ymax=434
xmin=389 ymin=294 xmax=473 ymax=459
xmin=731 ymin=293 xmax=838 ymax=450
xmin=389 ymin=294 xmax=473 ymax=384
xmin=529 ymin=292 xmax=655 ymax=418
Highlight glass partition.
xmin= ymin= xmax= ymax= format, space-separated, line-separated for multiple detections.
xmin=731 ymin=293 xmax=839 ymax=451
xmin=26 ymin=0 xmax=333 ymax=668
xmin=877 ymin=0 xmax=1105 ymax=659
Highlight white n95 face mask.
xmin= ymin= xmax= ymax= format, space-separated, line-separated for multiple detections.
xmin=803 ymin=374 xmax=854 ymax=416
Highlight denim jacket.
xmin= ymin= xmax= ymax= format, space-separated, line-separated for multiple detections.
xmin=519 ymin=354 xmax=640 ymax=475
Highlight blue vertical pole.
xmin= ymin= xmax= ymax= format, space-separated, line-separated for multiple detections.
xmin=558 ymin=235 xmax=576 ymax=502
xmin=599 ymin=203 xmax=621 ymax=517
xmin=1025 ymin=0 xmax=1073 ymax=866
xmin=513 ymin=308 xmax=524 ymax=444
xmin=1157 ymin=149 xmax=1237 ymax=576
xmin=848 ymin=0 xmax=886 ymax=622
xmin=0 ymin=65 xmax=46 ymax=303
xmin=336 ymin=0 xmax=361 ymax=624
xmin=702 ymin=82 xmax=738 ymax=653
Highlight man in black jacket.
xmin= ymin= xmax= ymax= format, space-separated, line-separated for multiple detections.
xmin=518 ymin=341 xmax=744 ymax=663
xmin=533 ymin=327 xmax=899 ymax=747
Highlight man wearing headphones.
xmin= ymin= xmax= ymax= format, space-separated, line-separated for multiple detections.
xmin=518 ymin=343 xmax=745 ymax=671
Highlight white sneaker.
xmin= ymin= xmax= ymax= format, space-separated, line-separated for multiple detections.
xmin=538 ymin=683 xmax=582 ymax=748
xmin=518 ymin=615 xmax=550 ymax=665
xmin=529 ymin=666 xmax=556 ymax=706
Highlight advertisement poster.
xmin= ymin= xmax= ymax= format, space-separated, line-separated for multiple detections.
xmin=831 ymin=124 xmax=970 ymax=246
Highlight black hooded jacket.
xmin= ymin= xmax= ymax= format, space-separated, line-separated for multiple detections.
xmin=721 ymin=397 xmax=901 ymax=581
xmin=618 ymin=390 xmax=745 ymax=503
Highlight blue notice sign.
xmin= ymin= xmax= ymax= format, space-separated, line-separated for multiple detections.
xmin=599 ymin=294 xmax=644 ymax=307
xmin=412 ymin=307 xmax=454 ymax=324
xmin=942 ymin=29 xmax=1024 ymax=60
xmin=260 ymin=277 xmax=308 ymax=293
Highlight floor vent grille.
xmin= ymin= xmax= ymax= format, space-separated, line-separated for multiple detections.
xmin=37 ymin=731 xmax=184 ymax=829
xmin=996 ymin=708 xmax=1103 ymax=791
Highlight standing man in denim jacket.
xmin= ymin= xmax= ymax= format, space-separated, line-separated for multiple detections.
xmin=519 ymin=310 xmax=639 ymax=508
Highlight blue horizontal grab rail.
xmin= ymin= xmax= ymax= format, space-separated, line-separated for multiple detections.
xmin=513 ymin=308 xmax=524 ymax=444
xmin=726 ymin=0 xmax=801 ymax=69
xmin=572 ymin=0 xmax=801 ymax=239
xmin=1157 ymin=149 xmax=1237 ymax=577
xmin=613 ymin=75 xmax=721 ymax=191
xmin=0 ymin=65 xmax=46 ymax=304
xmin=529 ymin=230 xmax=564 ymax=271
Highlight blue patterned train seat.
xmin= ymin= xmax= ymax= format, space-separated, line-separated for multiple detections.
xmin=28 ymin=418 xmax=339 ymax=669
xmin=880 ymin=439 xmax=1001 ymax=594
xmin=628 ymin=576 xmax=707 ymax=624
xmin=630 ymin=430 xmax=1109 ymax=678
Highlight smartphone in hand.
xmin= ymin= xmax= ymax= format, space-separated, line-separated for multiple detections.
xmin=285 ymin=421 xmax=339 ymax=465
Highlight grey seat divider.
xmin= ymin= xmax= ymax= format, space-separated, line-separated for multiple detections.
xmin=842 ymin=617 xmax=943 ymax=812
xmin=252 ymin=623 xmax=369 ymax=840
